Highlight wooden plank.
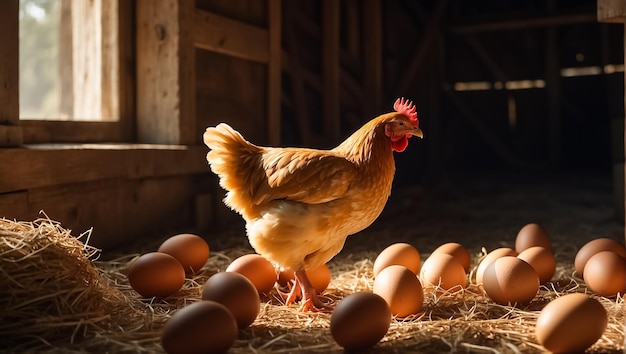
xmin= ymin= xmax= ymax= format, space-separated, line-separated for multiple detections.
xmin=267 ymin=0 xmax=282 ymax=145
xmin=284 ymin=2 xmax=312 ymax=145
xmin=117 ymin=0 xmax=136 ymax=141
xmin=0 ymin=145 xmax=208 ymax=194
xmin=323 ymin=0 xmax=341 ymax=143
xmin=0 ymin=125 xmax=23 ymax=146
xmin=363 ymin=0 xmax=382 ymax=117
xmin=193 ymin=9 xmax=269 ymax=63
xmin=21 ymin=121 xmax=124 ymax=144
xmin=0 ymin=0 xmax=19 ymax=127
xmin=450 ymin=13 xmax=596 ymax=34
xmin=2 ymin=176 xmax=197 ymax=250
xmin=136 ymin=0 xmax=196 ymax=145
xmin=598 ymin=0 xmax=626 ymax=23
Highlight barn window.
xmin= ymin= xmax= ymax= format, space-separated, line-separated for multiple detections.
xmin=19 ymin=0 xmax=120 ymax=121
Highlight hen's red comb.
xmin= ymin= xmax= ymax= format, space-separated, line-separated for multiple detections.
xmin=393 ymin=97 xmax=419 ymax=126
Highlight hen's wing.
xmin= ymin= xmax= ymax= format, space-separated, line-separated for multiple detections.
xmin=251 ymin=148 xmax=358 ymax=205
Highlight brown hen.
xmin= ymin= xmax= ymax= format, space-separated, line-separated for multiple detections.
xmin=203 ymin=98 xmax=423 ymax=311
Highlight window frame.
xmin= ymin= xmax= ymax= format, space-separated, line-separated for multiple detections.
xmin=3 ymin=0 xmax=135 ymax=145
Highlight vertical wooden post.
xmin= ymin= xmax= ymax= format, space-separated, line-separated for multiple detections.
xmin=545 ymin=25 xmax=561 ymax=169
xmin=0 ymin=0 xmax=22 ymax=146
xmin=268 ymin=0 xmax=282 ymax=145
xmin=363 ymin=0 xmax=382 ymax=118
xmin=136 ymin=0 xmax=196 ymax=144
xmin=597 ymin=0 xmax=626 ymax=233
xmin=323 ymin=0 xmax=340 ymax=143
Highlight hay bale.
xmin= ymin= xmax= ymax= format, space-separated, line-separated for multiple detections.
xmin=0 ymin=217 xmax=141 ymax=351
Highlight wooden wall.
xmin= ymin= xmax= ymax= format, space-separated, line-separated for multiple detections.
xmin=0 ymin=0 xmax=624 ymax=251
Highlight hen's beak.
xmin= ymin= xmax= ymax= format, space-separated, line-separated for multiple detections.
xmin=410 ymin=127 xmax=424 ymax=139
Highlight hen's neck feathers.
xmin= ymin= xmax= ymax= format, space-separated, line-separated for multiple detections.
xmin=332 ymin=113 xmax=395 ymax=165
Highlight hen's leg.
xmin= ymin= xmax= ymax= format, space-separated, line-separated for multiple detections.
xmin=283 ymin=278 xmax=301 ymax=305
xmin=294 ymin=268 xmax=332 ymax=312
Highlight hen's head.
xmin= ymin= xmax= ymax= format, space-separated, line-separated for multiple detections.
xmin=384 ymin=97 xmax=423 ymax=152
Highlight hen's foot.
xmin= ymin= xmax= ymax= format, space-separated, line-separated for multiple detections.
xmin=293 ymin=268 xmax=334 ymax=312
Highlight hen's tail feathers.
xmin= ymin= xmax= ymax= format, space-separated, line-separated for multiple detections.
xmin=204 ymin=123 xmax=261 ymax=213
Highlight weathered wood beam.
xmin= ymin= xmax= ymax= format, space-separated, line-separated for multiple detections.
xmin=0 ymin=145 xmax=208 ymax=194
xmin=193 ymin=9 xmax=269 ymax=63
xmin=136 ymin=0 xmax=196 ymax=144
xmin=267 ymin=0 xmax=282 ymax=145
xmin=0 ymin=0 xmax=21 ymax=147
xmin=450 ymin=13 xmax=596 ymax=34
xmin=598 ymin=0 xmax=626 ymax=23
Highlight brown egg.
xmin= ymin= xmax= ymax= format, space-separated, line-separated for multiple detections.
xmin=431 ymin=242 xmax=471 ymax=272
xmin=158 ymin=233 xmax=210 ymax=274
xmin=373 ymin=243 xmax=421 ymax=277
xmin=330 ymin=292 xmax=391 ymax=351
xmin=583 ymin=251 xmax=626 ymax=298
xmin=127 ymin=252 xmax=185 ymax=298
xmin=535 ymin=293 xmax=607 ymax=353
xmin=226 ymin=254 xmax=277 ymax=294
xmin=420 ymin=253 xmax=467 ymax=292
xmin=201 ymin=272 xmax=260 ymax=329
xmin=278 ymin=264 xmax=331 ymax=294
xmin=482 ymin=256 xmax=539 ymax=305
xmin=161 ymin=300 xmax=238 ymax=354
xmin=475 ymin=248 xmax=518 ymax=285
xmin=574 ymin=238 xmax=626 ymax=275
xmin=517 ymin=246 xmax=555 ymax=284
xmin=515 ymin=223 xmax=551 ymax=253
xmin=373 ymin=265 xmax=424 ymax=317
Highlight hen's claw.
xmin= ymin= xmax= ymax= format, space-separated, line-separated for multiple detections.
xmin=284 ymin=269 xmax=334 ymax=312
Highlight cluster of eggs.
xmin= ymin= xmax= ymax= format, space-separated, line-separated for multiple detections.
xmin=330 ymin=241 xmax=471 ymax=351
xmin=127 ymin=233 xmax=210 ymax=298
xmin=333 ymin=223 xmax=619 ymax=353
xmin=127 ymin=225 xmax=623 ymax=353
xmin=128 ymin=243 xmax=333 ymax=354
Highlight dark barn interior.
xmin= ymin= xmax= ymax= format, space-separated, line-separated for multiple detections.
xmin=1 ymin=0 xmax=626 ymax=352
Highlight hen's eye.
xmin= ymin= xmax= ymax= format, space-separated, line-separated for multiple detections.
xmin=398 ymin=122 xmax=404 ymax=126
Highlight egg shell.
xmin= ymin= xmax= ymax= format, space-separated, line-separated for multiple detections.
xmin=431 ymin=242 xmax=471 ymax=272
xmin=330 ymin=292 xmax=391 ymax=351
xmin=201 ymin=272 xmax=260 ymax=329
xmin=420 ymin=253 xmax=466 ymax=292
xmin=482 ymin=256 xmax=539 ymax=305
xmin=373 ymin=243 xmax=421 ymax=277
xmin=226 ymin=254 xmax=277 ymax=294
xmin=161 ymin=300 xmax=238 ymax=354
xmin=583 ymin=251 xmax=626 ymax=298
xmin=158 ymin=233 xmax=210 ymax=274
xmin=574 ymin=238 xmax=626 ymax=275
xmin=373 ymin=265 xmax=424 ymax=317
xmin=475 ymin=248 xmax=518 ymax=285
xmin=278 ymin=264 xmax=331 ymax=294
xmin=515 ymin=223 xmax=551 ymax=253
xmin=127 ymin=252 xmax=185 ymax=298
xmin=517 ymin=246 xmax=555 ymax=284
xmin=535 ymin=293 xmax=607 ymax=353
